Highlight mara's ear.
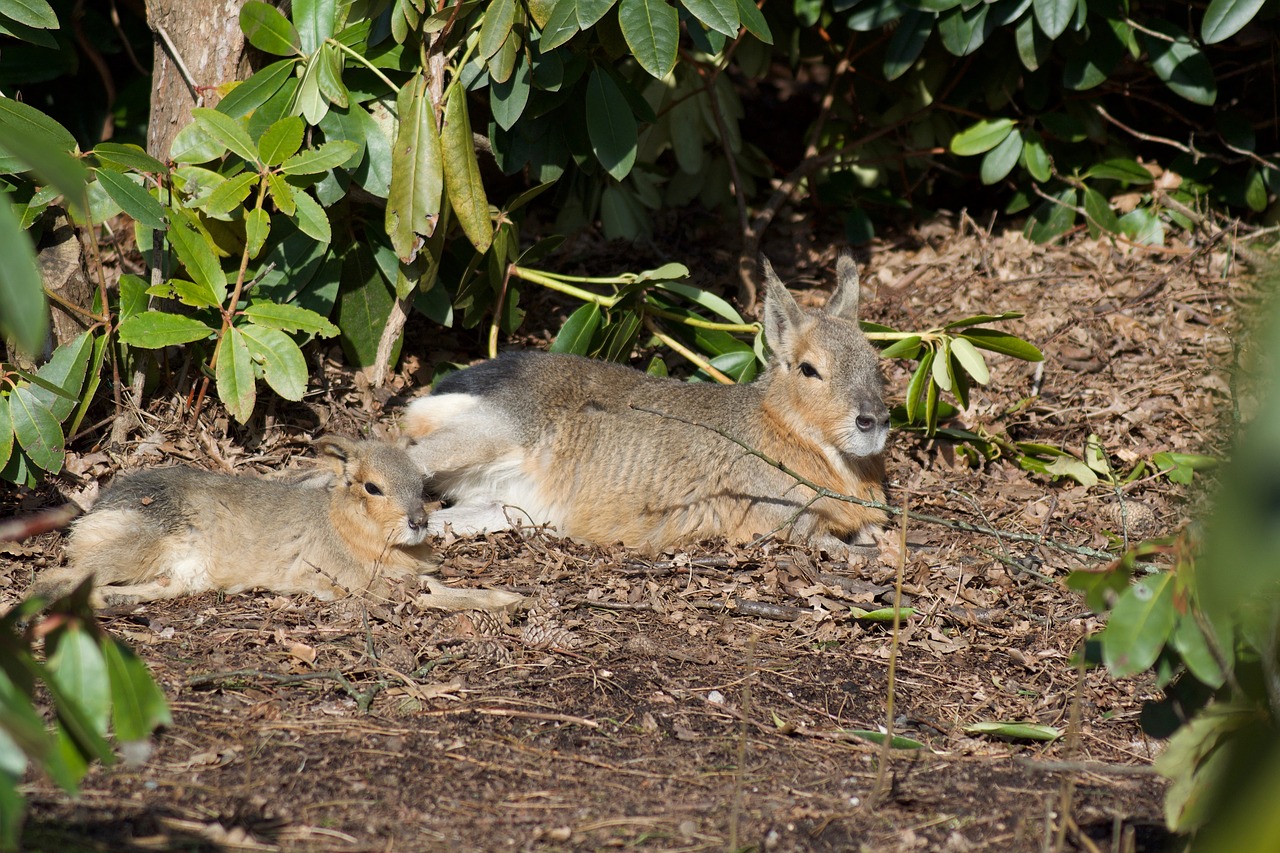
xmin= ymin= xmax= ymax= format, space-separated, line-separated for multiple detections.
xmin=760 ymin=255 xmax=804 ymax=359
xmin=823 ymin=249 xmax=861 ymax=321
xmin=315 ymin=435 xmax=359 ymax=475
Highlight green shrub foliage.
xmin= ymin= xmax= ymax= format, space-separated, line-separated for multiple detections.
xmin=1 ymin=0 xmax=1268 ymax=464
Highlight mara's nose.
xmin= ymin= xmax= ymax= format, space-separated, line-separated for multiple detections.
xmin=408 ymin=513 xmax=426 ymax=531
xmin=855 ymin=407 xmax=889 ymax=433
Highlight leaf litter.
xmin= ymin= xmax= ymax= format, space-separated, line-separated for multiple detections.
xmin=0 ymin=216 xmax=1245 ymax=851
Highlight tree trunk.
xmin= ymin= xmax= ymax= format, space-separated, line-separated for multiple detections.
xmin=145 ymin=0 xmax=254 ymax=160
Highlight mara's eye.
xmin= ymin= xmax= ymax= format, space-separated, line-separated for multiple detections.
xmin=364 ymin=482 xmax=383 ymax=496
xmin=799 ymin=362 xmax=821 ymax=379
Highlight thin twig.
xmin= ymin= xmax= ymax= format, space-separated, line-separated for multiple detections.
xmin=629 ymin=405 xmax=1114 ymax=561
xmin=872 ymin=490 xmax=909 ymax=803
xmin=728 ymin=634 xmax=756 ymax=850
xmin=150 ymin=20 xmax=202 ymax=106
xmin=642 ymin=316 xmax=734 ymax=384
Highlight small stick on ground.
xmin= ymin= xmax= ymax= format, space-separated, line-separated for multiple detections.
xmin=872 ymin=490 xmax=910 ymax=804
xmin=728 ymin=633 xmax=757 ymax=851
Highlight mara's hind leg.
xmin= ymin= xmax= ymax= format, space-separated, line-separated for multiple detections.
xmin=91 ymin=578 xmax=196 ymax=608
xmin=26 ymin=563 xmax=94 ymax=602
xmin=402 ymin=393 xmax=524 ymax=478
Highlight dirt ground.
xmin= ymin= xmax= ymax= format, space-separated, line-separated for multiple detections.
xmin=1 ymin=217 xmax=1243 ymax=852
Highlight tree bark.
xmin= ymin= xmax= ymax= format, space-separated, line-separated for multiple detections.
xmin=145 ymin=0 xmax=254 ymax=160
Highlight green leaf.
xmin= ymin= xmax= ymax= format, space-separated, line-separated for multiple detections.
xmin=1043 ymin=454 xmax=1097 ymax=487
xmin=9 ymin=386 xmax=63 ymax=472
xmin=117 ymin=312 xmax=216 ymax=348
xmin=281 ymin=140 xmax=361 ymax=177
xmin=550 ymin=302 xmax=602 ymax=355
xmin=29 ymin=331 xmax=92 ymax=421
xmin=336 ymin=244 xmax=396 ymax=367
xmin=1170 ymin=614 xmax=1226 ymax=689
xmin=1083 ymin=186 xmax=1121 ymax=235
xmin=950 ymin=118 xmax=1015 ymax=156
xmin=682 ymin=0 xmax=739 ymax=37
xmin=930 ymin=338 xmax=952 ymax=392
xmin=1152 ymin=451 xmax=1218 ymax=485
xmin=1025 ymin=188 xmax=1077 ymax=243
xmin=618 ymin=0 xmax=679 ymax=79
xmin=100 ymin=638 xmax=171 ymax=744
xmin=216 ymin=327 xmax=257 ymax=423
xmin=586 ymin=69 xmax=639 ymax=181
xmin=0 ymin=111 xmax=87 ymax=204
xmin=1201 ymin=0 xmax=1266 ymax=44
xmin=266 ymin=172 xmax=296 ymax=215
xmin=241 ymin=324 xmax=308 ymax=400
xmin=540 ymin=0 xmax=580 ymax=50
xmin=197 ymin=171 xmax=258 ymax=218
xmin=239 ymin=0 xmax=301 ymax=55
xmin=937 ymin=2 xmax=989 ymax=56
xmin=979 ymin=128 xmax=1022 ymax=184
xmin=0 ymin=0 xmax=58 ymax=28
xmin=47 ymin=624 xmax=110 ymax=738
xmin=315 ymin=41 xmax=349 ymax=109
xmin=169 ymin=121 xmax=224 ymax=164
xmin=0 ymin=189 xmax=48 ymax=357
xmin=651 ymin=279 xmax=744 ymax=323
xmin=1156 ymin=705 xmax=1250 ymax=833
xmin=1020 ymin=131 xmax=1051 ymax=182
xmin=883 ymin=9 xmax=933 ymax=81
xmin=1119 ymin=207 xmax=1164 ymax=245
xmin=167 ymin=218 xmax=228 ymax=303
xmin=1101 ymin=572 xmax=1176 ymax=677
xmin=191 ymin=107 xmax=260 ymax=164
xmin=733 ymin=0 xmax=771 ymax=42
xmin=290 ymin=188 xmax=331 ymax=245
xmin=242 ymin=301 xmax=339 ymax=336
xmin=92 ymin=142 xmax=166 ymax=174
xmin=0 ymin=770 xmax=23 ymax=853
xmin=117 ymin=273 xmax=148 ymax=322
xmin=959 ymin=328 xmax=1043 ymax=361
xmin=596 ymin=311 xmax=642 ymax=362
xmin=491 ymin=49 xmax=531 ymax=131
xmin=965 ymin=721 xmax=1062 ymax=742
xmin=0 ymin=396 xmax=12 ymax=471
xmin=879 ymin=335 xmax=922 ymax=360
xmin=294 ymin=0 xmax=336 ymax=55
xmin=216 ymin=59 xmax=297 ymax=119
xmin=441 ymin=87 xmax=492 ymax=252
xmin=845 ymin=730 xmax=927 ymax=750
xmin=0 ymin=665 xmax=48 ymax=769
xmin=386 ymin=73 xmax=443 ymax=261
xmin=244 ymin=208 xmax=270 ymax=260
xmin=905 ymin=349 xmax=934 ymax=424
xmin=479 ymin=0 xmax=516 ymax=59
xmin=1014 ymin=11 xmax=1051 ymax=70
xmin=850 ymin=606 xmax=916 ymax=622
xmin=1067 ymin=564 xmax=1133 ymax=613
xmin=258 ymin=116 xmax=305 ymax=166
xmin=145 ymin=278 xmax=218 ymax=309
xmin=942 ymin=311 xmax=1025 ymax=329
xmin=1142 ymin=21 xmax=1217 ymax=106
xmin=949 ymin=336 xmax=989 ymax=385
xmin=1085 ymin=158 xmax=1152 ymax=184
xmin=1032 ymin=0 xmax=1073 ymax=39
xmin=0 ymin=93 xmax=78 ymax=160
